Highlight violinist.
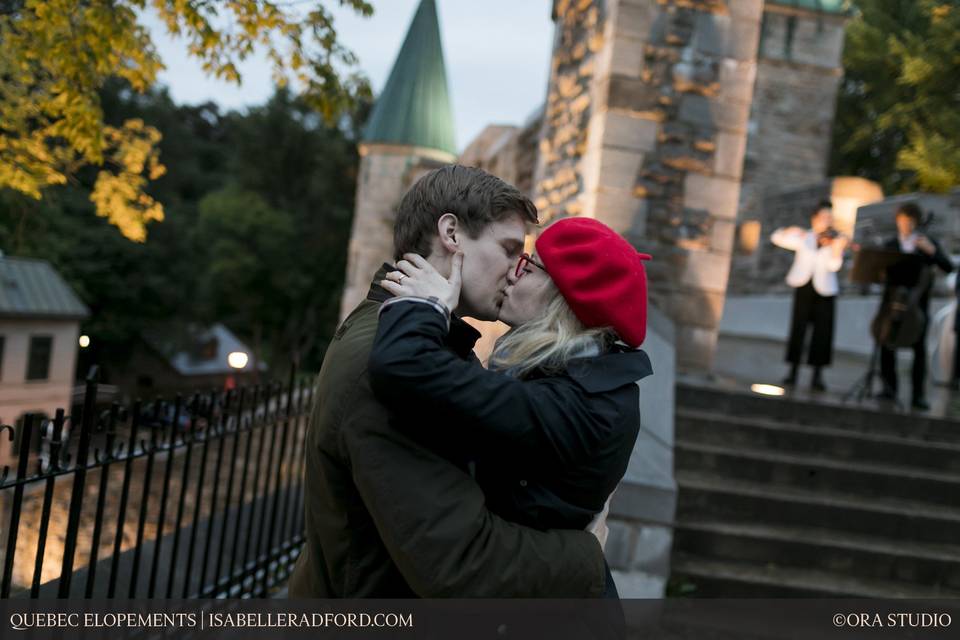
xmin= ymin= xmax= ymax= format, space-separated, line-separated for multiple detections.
xmin=877 ymin=203 xmax=953 ymax=410
xmin=771 ymin=200 xmax=849 ymax=391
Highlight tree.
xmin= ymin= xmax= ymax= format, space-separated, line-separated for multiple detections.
xmin=0 ymin=0 xmax=372 ymax=241
xmin=197 ymin=89 xmax=361 ymax=371
xmin=830 ymin=1 xmax=960 ymax=194
xmin=1 ymin=81 xmax=362 ymax=378
xmin=196 ymin=187 xmax=297 ymax=373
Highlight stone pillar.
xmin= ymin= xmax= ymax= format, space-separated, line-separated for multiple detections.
xmin=339 ymin=144 xmax=453 ymax=319
xmin=536 ymin=0 xmax=763 ymax=370
xmin=623 ymin=0 xmax=763 ymax=371
xmin=606 ymin=306 xmax=677 ymax=597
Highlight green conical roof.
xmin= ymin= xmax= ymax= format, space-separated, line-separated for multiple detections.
xmin=362 ymin=0 xmax=456 ymax=155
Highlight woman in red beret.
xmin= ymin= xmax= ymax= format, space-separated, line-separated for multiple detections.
xmin=370 ymin=216 xmax=653 ymax=599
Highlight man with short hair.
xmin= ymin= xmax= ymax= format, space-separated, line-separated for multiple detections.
xmin=288 ymin=165 xmax=607 ymax=597
xmin=878 ymin=202 xmax=953 ymax=410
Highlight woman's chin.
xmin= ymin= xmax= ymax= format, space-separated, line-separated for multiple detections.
xmin=496 ymin=308 xmax=517 ymax=328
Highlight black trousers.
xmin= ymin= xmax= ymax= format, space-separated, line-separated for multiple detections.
xmin=954 ymin=327 xmax=960 ymax=381
xmin=785 ymin=281 xmax=836 ymax=366
xmin=880 ymin=322 xmax=928 ymax=401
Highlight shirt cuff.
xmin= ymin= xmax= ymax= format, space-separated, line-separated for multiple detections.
xmin=379 ymin=296 xmax=452 ymax=331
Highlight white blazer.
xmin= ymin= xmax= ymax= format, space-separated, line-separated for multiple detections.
xmin=771 ymin=228 xmax=842 ymax=297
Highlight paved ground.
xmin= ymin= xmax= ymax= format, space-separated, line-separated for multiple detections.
xmin=705 ymin=334 xmax=960 ymax=419
xmin=711 ymin=296 xmax=960 ymax=420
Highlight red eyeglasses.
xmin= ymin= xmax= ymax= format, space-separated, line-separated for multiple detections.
xmin=515 ymin=252 xmax=546 ymax=278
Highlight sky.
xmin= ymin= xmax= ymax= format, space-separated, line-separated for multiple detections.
xmin=144 ymin=1 xmax=556 ymax=153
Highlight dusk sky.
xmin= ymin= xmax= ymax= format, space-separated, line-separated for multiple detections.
xmin=144 ymin=1 xmax=556 ymax=152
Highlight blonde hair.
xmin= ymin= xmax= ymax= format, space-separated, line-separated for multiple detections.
xmin=489 ymin=287 xmax=617 ymax=379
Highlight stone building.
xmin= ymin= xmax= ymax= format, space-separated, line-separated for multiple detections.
xmin=338 ymin=0 xmax=457 ymax=318
xmin=340 ymin=0 xmax=860 ymax=370
xmin=333 ymin=0 xmax=911 ymax=598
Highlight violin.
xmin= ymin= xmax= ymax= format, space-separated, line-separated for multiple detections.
xmin=817 ymin=228 xmax=840 ymax=246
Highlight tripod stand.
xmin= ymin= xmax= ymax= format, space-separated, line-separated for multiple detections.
xmin=839 ymin=247 xmax=922 ymax=411
xmin=843 ymin=342 xmax=885 ymax=404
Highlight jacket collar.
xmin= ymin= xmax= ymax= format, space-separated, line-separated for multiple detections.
xmin=366 ymin=263 xmax=394 ymax=304
xmin=367 ymin=263 xmax=481 ymax=358
xmin=565 ymin=346 xmax=653 ymax=393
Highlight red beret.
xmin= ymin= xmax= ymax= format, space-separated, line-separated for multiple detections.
xmin=535 ymin=217 xmax=651 ymax=347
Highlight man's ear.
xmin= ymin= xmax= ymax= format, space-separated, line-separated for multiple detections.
xmin=437 ymin=213 xmax=460 ymax=254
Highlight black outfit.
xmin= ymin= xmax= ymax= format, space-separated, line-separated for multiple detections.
xmin=879 ymin=236 xmax=953 ymax=403
xmin=786 ymin=280 xmax=836 ymax=366
xmin=953 ymin=272 xmax=960 ymax=384
xmin=369 ymin=299 xmax=654 ymax=600
xmin=288 ymin=266 xmax=608 ymax=599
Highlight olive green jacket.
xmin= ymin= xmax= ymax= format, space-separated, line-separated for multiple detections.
xmin=287 ymin=270 xmax=606 ymax=597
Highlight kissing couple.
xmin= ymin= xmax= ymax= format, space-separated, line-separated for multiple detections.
xmin=290 ymin=165 xmax=653 ymax=601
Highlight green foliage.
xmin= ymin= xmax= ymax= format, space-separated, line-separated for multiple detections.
xmin=1 ymin=83 xmax=362 ymax=377
xmin=0 ymin=0 xmax=372 ymax=240
xmin=830 ymin=1 xmax=960 ymax=193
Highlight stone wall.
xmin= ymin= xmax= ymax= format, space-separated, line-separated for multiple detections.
xmin=729 ymin=5 xmax=848 ymax=294
xmin=739 ymin=7 xmax=846 ymax=212
xmin=533 ymin=0 xmax=608 ymax=222
xmin=728 ymin=177 xmax=884 ymax=295
xmin=339 ymin=145 xmax=452 ymax=319
xmin=582 ymin=0 xmax=764 ymax=371
xmin=458 ymin=109 xmax=544 ymax=199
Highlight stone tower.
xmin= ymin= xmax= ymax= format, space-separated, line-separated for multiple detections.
xmin=533 ymin=0 xmax=766 ymax=370
xmin=339 ymin=0 xmax=457 ymax=319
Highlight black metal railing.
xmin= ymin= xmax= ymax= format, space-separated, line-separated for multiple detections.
xmin=0 ymin=367 xmax=312 ymax=599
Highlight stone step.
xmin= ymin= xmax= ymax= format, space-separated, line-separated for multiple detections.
xmin=677 ymin=408 xmax=960 ymax=474
xmin=673 ymin=519 xmax=960 ymax=591
xmin=671 ymin=553 xmax=960 ymax=598
xmin=676 ymin=470 xmax=960 ymax=546
xmin=675 ymin=440 xmax=960 ymax=508
xmin=676 ymin=381 xmax=960 ymax=444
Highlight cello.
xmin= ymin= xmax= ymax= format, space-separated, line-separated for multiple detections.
xmin=871 ymin=212 xmax=938 ymax=349
xmin=871 ymin=266 xmax=932 ymax=349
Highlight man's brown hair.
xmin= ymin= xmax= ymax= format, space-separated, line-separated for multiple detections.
xmin=393 ymin=165 xmax=538 ymax=259
xmin=896 ymin=202 xmax=923 ymax=224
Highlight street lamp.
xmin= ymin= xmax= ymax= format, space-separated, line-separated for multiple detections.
xmin=228 ymin=351 xmax=249 ymax=369
xmin=78 ymin=335 xmax=90 ymax=348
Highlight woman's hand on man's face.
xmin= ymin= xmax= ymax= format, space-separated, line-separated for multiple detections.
xmin=382 ymin=252 xmax=463 ymax=312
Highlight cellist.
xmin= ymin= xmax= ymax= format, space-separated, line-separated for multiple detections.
xmin=878 ymin=203 xmax=953 ymax=410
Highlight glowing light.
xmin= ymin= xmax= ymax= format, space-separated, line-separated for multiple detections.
xmin=751 ymin=383 xmax=785 ymax=397
xmin=227 ymin=351 xmax=249 ymax=369
xmin=78 ymin=335 xmax=90 ymax=348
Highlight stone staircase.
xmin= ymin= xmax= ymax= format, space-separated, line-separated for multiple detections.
xmin=670 ymin=382 xmax=960 ymax=597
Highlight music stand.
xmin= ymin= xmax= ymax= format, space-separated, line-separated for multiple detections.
xmin=842 ymin=248 xmax=926 ymax=406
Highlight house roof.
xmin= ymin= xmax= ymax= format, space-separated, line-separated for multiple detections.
xmin=141 ymin=323 xmax=267 ymax=377
xmin=362 ymin=0 xmax=457 ymax=156
xmin=767 ymin=0 xmax=850 ymax=15
xmin=0 ymin=256 xmax=90 ymax=320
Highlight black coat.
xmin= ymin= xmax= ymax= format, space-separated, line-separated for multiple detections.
xmin=368 ymin=299 xmax=653 ymax=532
xmin=288 ymin=268 xmax=608 ymax=598
xmin=882 ymin=236 xmax=953 ymax=314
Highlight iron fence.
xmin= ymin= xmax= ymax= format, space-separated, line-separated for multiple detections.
xmin=0 ymin=367 xmax=312 ymax=598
